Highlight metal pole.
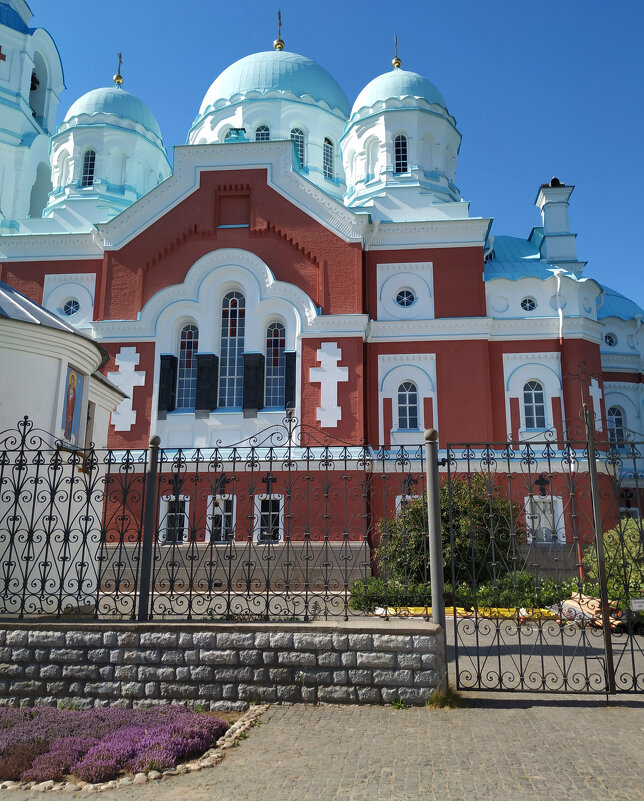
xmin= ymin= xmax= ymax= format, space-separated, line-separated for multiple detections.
xmin=137 ymin=435 xmax=161 ymax=622
xmin=583 ymin=404 xmax=616 ymax=695
xmin=425 ymin=429 xmax=445 ymax=632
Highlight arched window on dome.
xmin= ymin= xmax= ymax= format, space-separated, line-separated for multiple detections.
xmin=80 ymin=150 xmax=96 ymax=188
xmin=607 ymin=406 xmax=626 ymax=446
xmin=523 ymin=380 xmax=546 ymax=429
xmin=255 ymin=125 xmax=270 ymax=142
xmin=219 ymin=291 xmax=245 ymax=408
xmin=265 ymin=322 xmax=286 ymax=408
xmin=398 ymin=382 xmax=418 ymax=430
xmin=323 ymin=138 xmax=334 ymax=180
xmin=394 ymin=134 xmax=408 ymax=174
xmin=290 ymin=128 xmax=305 ymax=167
xmin=176 ymin=324 xmax=199 ymax=410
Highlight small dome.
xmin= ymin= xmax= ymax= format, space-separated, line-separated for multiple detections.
xmin=351 ymin=68 xmax=447 ymax=119
xmin=198 ymin=50 xmax=350 ymax=118
xmin=0 ymin=4 xmax=29 ymax=33
xmin=599 ymin=285 xmax=644 ymax=321
xmin=64 ymin=86 xmax=162 ymax=140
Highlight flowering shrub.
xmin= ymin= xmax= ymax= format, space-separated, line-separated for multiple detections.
xmin=0 ymin=706 xmax=227 ymax=784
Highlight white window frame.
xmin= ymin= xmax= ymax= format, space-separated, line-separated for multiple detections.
xmin=323 ymin=137 xmax=334 ymax=180
xmin=80 ymin=149 xmax=96 ymax=188
xmin=290 ymin=128 xmax=305 ymax=167
xmin=159 ymin=495 xmax=190 ymax=544
xmin=502 ymin=353 xmax=564 ymax=443
xmin=253 ymin=494 xmax=284 ymax=543
xmin=524 ymin=495 xmax=565 ymax=545
xmin=394 ymin=134 xmax=408 ymax=174
xmin=206 ymin=494 xmax=236 ymax=544
xmin=395 ymin=494 xmax=422 ymax=513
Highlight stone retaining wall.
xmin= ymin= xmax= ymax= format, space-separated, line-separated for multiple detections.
xmin=0 ymin=620 xmax=445 ymax=708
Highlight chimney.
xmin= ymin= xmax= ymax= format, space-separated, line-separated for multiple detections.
xmin=535 ymin=177 xmax=586 ymax=275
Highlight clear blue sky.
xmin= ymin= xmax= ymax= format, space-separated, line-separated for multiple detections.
xmin=31 ymin=0 xmax=644 ymax=306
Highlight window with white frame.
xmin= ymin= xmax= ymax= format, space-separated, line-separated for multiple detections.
xmin=207 ymin=495 xmax=235 ymax=543
xmin=219 ymin=291 xmax=245 ymax=407
xmin=160 ymin=496 xmax=189 ymax=544
xmin=398 ymin=382 xmax=419 ymax=430
xmin=395 ymin=493 xmax=422 ymax=513
xmin=176 ymin=324 xmax=199 ymax=409
xmin=290 ymin=128 xmax=305 ymax=167
xmin=255 ymin=125 xmax=270 ymax=142
xmin=265 ymin=322 xmax=286 ymax=407
xmin=323 ymin=138 xmax=334 ymax=180
xmin=80 ymin=150 xmax=95 ymax=187
xmin=607 ymin=406 xmax=626 ymax=445
xmin=524 ymin=496 xmax=564 ymax=544
xmin=255 ymin=495 xmax=283 ymax=543
xmin=394 ymin=134 xmax=408 ymax=174
xmin=523 ymin=380 xmax=546 ymax=429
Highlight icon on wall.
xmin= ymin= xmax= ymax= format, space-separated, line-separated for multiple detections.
xmin=61 ymin=367 xmax=84 ymax=445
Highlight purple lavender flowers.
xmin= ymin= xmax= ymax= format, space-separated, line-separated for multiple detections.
xmin=0 ymin=706 xmax=227 ymax=784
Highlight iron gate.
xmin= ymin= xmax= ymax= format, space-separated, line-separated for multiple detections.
xmin=446 ymin=433 xmax=644 ymax=694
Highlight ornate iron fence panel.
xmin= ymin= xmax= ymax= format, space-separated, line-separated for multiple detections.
xmin=0 ymin=416 xmax=432 ymax=621
xmin=447 ymin=438 xmax=644 ymax=694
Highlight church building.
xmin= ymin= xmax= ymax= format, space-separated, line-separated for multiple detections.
xmin=1 ymin=0 xmax=642 ymax=545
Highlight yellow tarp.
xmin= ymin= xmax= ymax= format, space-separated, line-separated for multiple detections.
xmin=375 ymin=606 xmax=559 ymax=619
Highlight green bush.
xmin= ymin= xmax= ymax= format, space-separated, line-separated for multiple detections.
xmin=582 ymin=518 xmax=644 ymax=609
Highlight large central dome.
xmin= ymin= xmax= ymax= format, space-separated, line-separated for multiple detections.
xmin=197 ymin=50 xmax=350 ymax=119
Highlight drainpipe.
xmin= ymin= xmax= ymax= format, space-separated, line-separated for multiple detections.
xmin=553 ymin=268 xmax=566 ymax=345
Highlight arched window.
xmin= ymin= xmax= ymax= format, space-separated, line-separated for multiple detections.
xmin=607 ymin=406 xmax=626 ymax=444
xmin=290 ymin=128 xmax=305 ymax=167
xmin=219 ymin=291 xmax=245 ymax=407
xmin=394 ymin=134 xmax=408 ymax=174
xmin=176 ymin=324 xmax=199 ymax=409
xmin=523 ymin=381 xmax=546 ymax=429
xmin=80 ymin=150 xmax=96 ymax=187
xmin=265 ymin=322 xmax=286 ymax=407
xmin=398 ymin=382 xmax=418 ymax=430
xmin=323 ymin=138 xmax=334 ymax=180
xmin=255 ymin=125 xmax=270 ymax=142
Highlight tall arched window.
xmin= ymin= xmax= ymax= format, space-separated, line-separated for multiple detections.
xmin=80 ymin=150 xmax=96 ymax=187
xmin=608 ymin=406 xmax=626 ymax=444
xmin=255 ymin=125 xmax=270 ymax=141
xmin=176 ymin=324 xmax=199 ymax=409
xmin=523 ymin=380 xmax=546 ymax=429
xmin=394 ymin=134 xmax=408 ymax=174
xmin=265 ymin=322 xmax=286 ymax=407
xmin=398 ymin=382 xmax=418 ymax=429
xmin=323 ymin=138 xmax=334 ymax=180
xmin=219 ymin=291 xmax=245 ymax=407
xmin=290 ymin=128 xmax=305 ymax=167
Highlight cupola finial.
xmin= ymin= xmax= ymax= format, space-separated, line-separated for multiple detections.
xmin=392 ymin=33 xmax=401 ymax=69
xmin=274 ymin=10 xmax=285 ymax=51
xmin=113 ymin=52 xmax=123 ymax=86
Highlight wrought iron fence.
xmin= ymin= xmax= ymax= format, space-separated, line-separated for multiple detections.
xmin=0 ymin=416 xmax=433 ymax=621
xmin=447 ymin=434 xmax=644 ymax=694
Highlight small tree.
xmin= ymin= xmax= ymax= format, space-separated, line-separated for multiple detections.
xmin=582 ymin=518 xmax=644 ymax=609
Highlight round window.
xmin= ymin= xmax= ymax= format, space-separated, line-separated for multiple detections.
xmin=62 ymin=298 xmax=80 ymax=317
xmin=604 ymin=332 xmax=618 ymax=347
xmin=521 ymin=297 xmax=537 ymax=312
xmin=396 ymin=289 xmax=415 ymax=308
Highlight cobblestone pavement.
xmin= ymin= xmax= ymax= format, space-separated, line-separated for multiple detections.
xmin=10 ymin=693 xmax=644 ymax=801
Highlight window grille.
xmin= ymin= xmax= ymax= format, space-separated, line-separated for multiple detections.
xmin=290 ymin=128 xmax=305 ymax=167
xmin=163 ymin=499 xmax=187 ymax=544
xmin=394 ymin=135 xmax=408 ymax=174
xmin=209 ymin=497 xmax=235 ymax=543
xmin=256 ymin=125 xmax=270 ymax=141
xmin=265 ymin=322 xmax=286 ymax=407
xmin=396 ymin=289 xmax=415 ymax=307
xmin=219 ymin=291 xmax=245 ymax=407
xmin=258 ymin=497 xmax=281 ymax=542
xmin=323 ymin=138 xmax=334 ymax=179
xmin=523 ymin=380 xmax=546 ymax=429
xmin=398 ymin=381 xmax=418 ymax=429
xmin=80 ymin=150 xmax=95 ymax=187
xmin=608 ymin=406 xmax=626 ymax=444
xmin=62 ymin=298 xmax=80 ymax=316
xmin=176 ymin=324 xmax=199 ymax=409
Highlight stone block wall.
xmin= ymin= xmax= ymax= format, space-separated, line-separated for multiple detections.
xmin=0 ymin=620 xmax=445 ymax=708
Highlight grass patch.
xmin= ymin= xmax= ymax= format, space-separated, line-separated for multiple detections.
xmin=425 ymin=686 xmax=466 ymax=709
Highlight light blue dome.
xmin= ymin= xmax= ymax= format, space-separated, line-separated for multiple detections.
xmin=198 ymin=50 xmax=350 ymax=118
xmin=64 ymin=86 xmax=162 ymax=139
xmin=351 ymin=68 xmax=447 ymax=119
xmin=599 ymin=285 xmax=644 ymax=320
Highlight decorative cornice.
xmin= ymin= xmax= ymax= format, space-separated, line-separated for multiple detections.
xmin=365 ymin=218 xmax=491 ymax=250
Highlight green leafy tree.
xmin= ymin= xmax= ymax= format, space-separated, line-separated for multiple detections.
xmin=582 ymin=518 xmax=644 ymax=609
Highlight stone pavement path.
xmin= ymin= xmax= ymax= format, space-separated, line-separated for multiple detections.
xmin=9 ymin=694 xmax=644 ymax=801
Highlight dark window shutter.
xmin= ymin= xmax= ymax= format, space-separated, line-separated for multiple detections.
xmin=195 ymin=354 xmax=219 ymax=413
xmin=243 ymin=353 xmax=265 ymax=416
xmin=158 ymin=355 xmax=177 ymax=413
xmin=284 ymin=351 xmax=296 ymax=410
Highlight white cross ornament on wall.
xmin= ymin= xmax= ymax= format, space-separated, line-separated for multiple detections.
xmin=309 ymin=341 xmax=349 ymax=428
xmin=589 ymin=377 xmax=603 ymax=432
xmin=107 ymin=347 xmax=146 ymax=432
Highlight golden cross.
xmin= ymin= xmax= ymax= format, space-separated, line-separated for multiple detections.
xmin=277 ymin=9 xmax=282 ymax=39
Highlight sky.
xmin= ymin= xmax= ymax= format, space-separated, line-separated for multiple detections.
xmin=29 ymin=0 xmax=644 ymax=306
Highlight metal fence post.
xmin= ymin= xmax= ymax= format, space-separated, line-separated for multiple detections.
xmin=137 ymin=435 xmax=161 ymax=622
xmin=583 ymin=404 xmax=616 ymax=695
xmin=425 ymin=429 xmax=446 ymax=632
